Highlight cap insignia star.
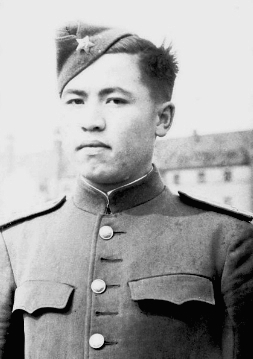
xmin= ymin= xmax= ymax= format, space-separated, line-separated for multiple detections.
xmin=76 ymin=36 xmax=95 ymax=54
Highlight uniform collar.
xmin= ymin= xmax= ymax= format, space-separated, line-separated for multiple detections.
xmin=73 ymin=165 xmax=165 ymax=214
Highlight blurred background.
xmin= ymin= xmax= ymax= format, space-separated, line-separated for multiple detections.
xmin=0 ymin=0 xmax=252 ymax=214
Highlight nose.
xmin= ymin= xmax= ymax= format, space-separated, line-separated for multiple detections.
xmin=80 ymin=103 xmax=106 ymax=132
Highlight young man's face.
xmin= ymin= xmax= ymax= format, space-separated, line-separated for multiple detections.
xmin=61 ymin=53 xmax=173 ymax=190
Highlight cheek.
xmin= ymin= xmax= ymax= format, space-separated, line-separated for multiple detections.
xmin=114 ymin=129 xmax=154 ymax=163
xmin=114 ymin=120 xmax=155 ymax=150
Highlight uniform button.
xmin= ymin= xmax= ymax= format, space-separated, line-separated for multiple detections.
xmin=89 ymin=333 xmax=105 ymax=349
xmin=91 ymin=279 xmax=106 ymax=294
xmin=99 ymin=226 xmax=114 ymax=240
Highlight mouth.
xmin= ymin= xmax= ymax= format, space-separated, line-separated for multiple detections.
xmin=76 ymin=141 xmax=110 ymax=151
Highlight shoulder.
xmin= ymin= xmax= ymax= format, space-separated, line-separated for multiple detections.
xmin=178 ymin=190 xmax=253 ymax=223
xmin=0 ymin=195 xmax=67 ymax=230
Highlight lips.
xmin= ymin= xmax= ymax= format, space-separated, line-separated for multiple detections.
xmin=76 ymin=140 xmax=110 ymax=151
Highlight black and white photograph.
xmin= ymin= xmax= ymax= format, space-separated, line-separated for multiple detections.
xmin=0 ymin=0 xmax=253 ymax=357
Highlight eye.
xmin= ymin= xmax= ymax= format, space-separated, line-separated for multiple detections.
xmin=106 ymin=98 xmax=127 ymax=105
xmin=66 ymin=98 xmax=84 ymax=105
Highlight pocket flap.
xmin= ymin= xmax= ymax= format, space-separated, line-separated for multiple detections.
xmin=13 ymin=280 xmax=75 ymax=314
xmin=129 ymin=274 xmax=215 ymax=305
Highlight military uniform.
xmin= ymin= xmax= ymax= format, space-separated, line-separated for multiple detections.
xmin=0 ymin=167 xmax=253 ymax=358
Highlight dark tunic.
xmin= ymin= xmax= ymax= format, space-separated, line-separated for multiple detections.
xmin=0 ymin=167 xmax=253 ymax=358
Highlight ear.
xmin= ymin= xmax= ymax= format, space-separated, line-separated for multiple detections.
xmin=155 ymin=101 xmax=175 ymax=137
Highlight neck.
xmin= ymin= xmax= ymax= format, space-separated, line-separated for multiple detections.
xmin=73 ymin=165 xmax=165 ymax=214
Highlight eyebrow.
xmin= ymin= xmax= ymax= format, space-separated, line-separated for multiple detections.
xmin=62 ymin=87 xmax=133 ymax=98
xmin=98 ymin=87 xmax=132 ymax=97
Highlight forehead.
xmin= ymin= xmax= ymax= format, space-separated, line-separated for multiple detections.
xmin=63 ymin=53 xmax=145 ymax=93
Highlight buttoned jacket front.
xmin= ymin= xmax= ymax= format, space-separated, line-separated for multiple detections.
xmin=1 ymin=168 xmax=253 ymax=359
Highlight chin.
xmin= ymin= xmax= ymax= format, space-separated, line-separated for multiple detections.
xmin=80 ymin=166 xmax=128 ymax=186
xmin=79 ymin=166 xmax=111 ymax=182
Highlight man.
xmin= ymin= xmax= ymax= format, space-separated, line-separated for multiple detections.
xmin=0 ymin=21 xmax=253 ymax=359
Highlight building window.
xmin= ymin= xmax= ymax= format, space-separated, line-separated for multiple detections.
xmin=197 ymin=171 xmax=206 ymax=183
xmin=224 ymin=168 xmax=232 ymax=182
xmin=173 ymin=173 xmax=180 ymax=184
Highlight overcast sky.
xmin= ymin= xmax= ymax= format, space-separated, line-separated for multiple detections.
xmin=0 ymin=0 xmax=252 ymax=153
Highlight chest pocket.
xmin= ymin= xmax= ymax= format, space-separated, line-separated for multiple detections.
xmin=12 ymin=280 xmax=75 ymax=315
xmin=129 ymin=274 xmax=215 ymax=306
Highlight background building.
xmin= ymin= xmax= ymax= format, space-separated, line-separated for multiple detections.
xmin=154 ymin=130 xmax=253 ymax=211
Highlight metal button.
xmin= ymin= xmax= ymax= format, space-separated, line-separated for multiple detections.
xmin=99 ymin=226 xmax=114 ymax=240
xmin=91 ymin=279 xmax=106 ymax=294
xmin=89 ymin=333 xmax=105 ymax=349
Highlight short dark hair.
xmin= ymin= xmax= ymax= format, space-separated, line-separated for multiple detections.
xmin=107 ymin=35 xmax=178 ymax=101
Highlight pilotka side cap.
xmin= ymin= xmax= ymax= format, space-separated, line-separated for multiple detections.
xmin=55 ymin=21 xmax=134 ymax=96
